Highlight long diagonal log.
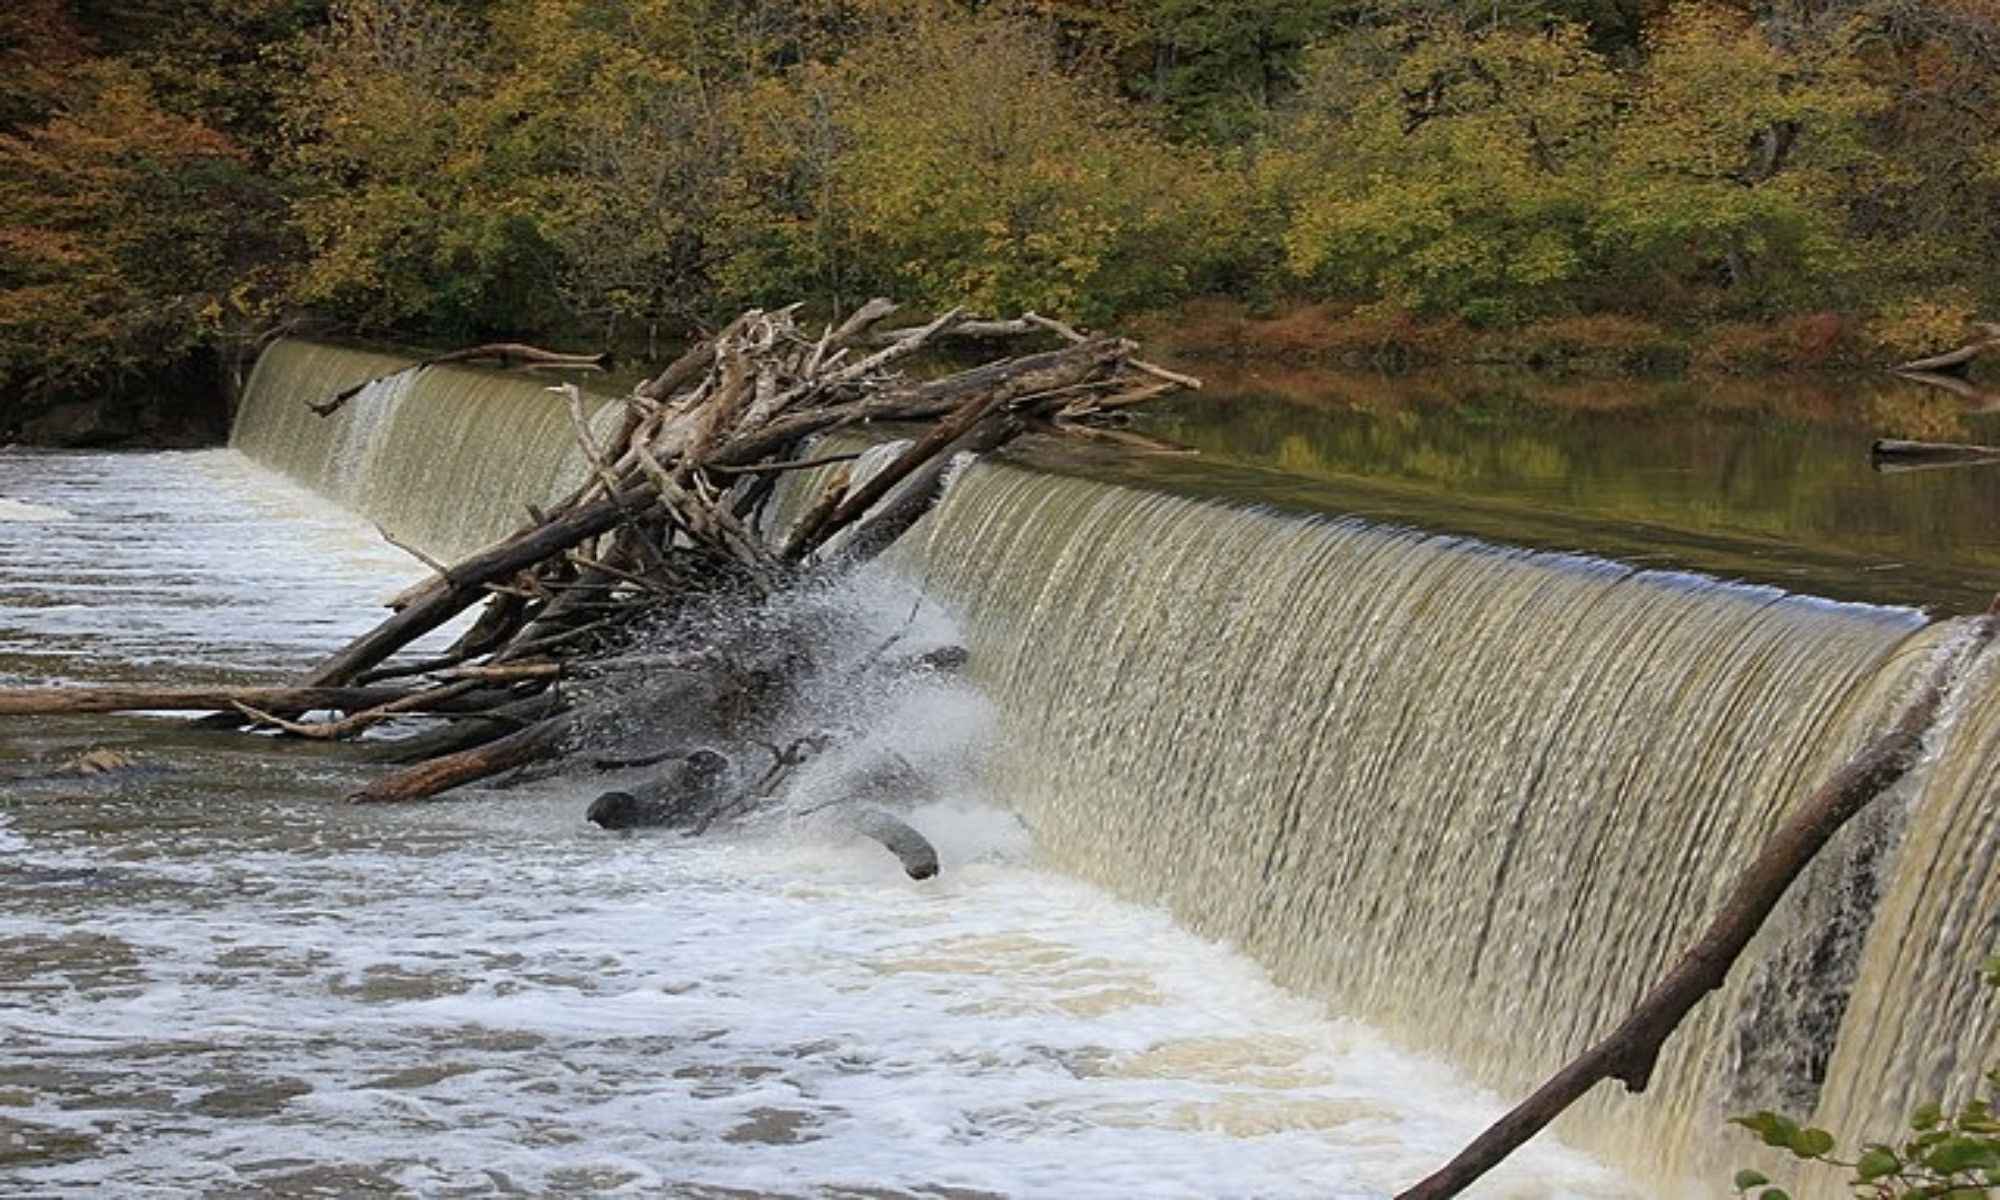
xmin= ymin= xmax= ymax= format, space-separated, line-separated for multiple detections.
xmin=0 ymin=684 xmax=498 ymax=716
xmin=1395 ymin=598 xmax=2000 ymax=1200
xmin=292 ymin=488 xmax=647 ymax=691
xmin=820 ymin=417 xmax=1021 ymax=566
xmin=348 ymin=711 xmax=578 ymax=803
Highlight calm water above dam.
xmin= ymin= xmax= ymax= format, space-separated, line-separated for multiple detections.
xmin=1117 ymin=365 xmax=2000 ymax=615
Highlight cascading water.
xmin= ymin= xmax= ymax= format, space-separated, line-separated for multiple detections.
xmin=888 ymin=462 xmax=1995 ymax=1187
xmin=1816 ymin=651 xmax=2000 ymax=1137
xmin=227 ymin=340 xmax=2000 ymax=1194
xmin=232 ymin=341 xmax=616 ymax=558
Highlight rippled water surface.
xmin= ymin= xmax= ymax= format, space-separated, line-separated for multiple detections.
xmin=0 ymin=449 xmax=1642 ymax=1197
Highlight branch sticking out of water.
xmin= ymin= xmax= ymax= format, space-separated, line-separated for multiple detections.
xmin=1395 ymin=596 xmax=2000 ymax=1200
xmin=308 ymin=343 xmax=613 ymax=416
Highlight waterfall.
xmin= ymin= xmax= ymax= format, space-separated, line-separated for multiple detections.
xmin=232 ymin=340 xmax=614 ymax=559
xmin=1815 ymin=652 xmax=2000 ymax=1137
xmin=233 ymin=340 xmax=1999 ymax=1193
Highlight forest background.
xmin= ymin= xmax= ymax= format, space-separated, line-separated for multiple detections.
xmin=2 ymin=0 xmax=1997 ymax=442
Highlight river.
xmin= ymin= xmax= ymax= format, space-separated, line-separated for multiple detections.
xmin=0 ymin=448 xmax=1635 ymax=1197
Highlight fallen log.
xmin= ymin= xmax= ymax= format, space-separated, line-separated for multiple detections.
xmin=1870 ymin=437 xmax=2000 ymax=472
xmin=847 ymin=808 xmax=939 ymax=880
xmin=1891 ymin=323 xmax=2000 ymax=375
xmin=0 ymin=683 xmax=496 ymax=717
xmin=348 ymin=709 xmax=578 ymax=804
xmin=360 ymin=691 xmax=565 ymax=764
xmin=1395 ymin=597 xmax=2000 ymax=1200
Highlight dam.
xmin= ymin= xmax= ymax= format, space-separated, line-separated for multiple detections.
xmin=3 ymin=339 xmax=1995 ymax=1195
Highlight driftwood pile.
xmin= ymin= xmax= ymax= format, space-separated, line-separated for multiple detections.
xmin=2 ymin=299 xmax=1196 ymax=873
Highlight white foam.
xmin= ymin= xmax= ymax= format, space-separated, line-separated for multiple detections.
xmin=0 ymin=497 xmax=74 ymax=521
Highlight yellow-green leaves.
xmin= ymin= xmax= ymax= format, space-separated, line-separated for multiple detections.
xmin=1270 ymin=16 xmax=1617 ymax=323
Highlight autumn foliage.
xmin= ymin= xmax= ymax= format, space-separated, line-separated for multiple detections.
xmin=4 ymin=0 xmax=2000 ymax=436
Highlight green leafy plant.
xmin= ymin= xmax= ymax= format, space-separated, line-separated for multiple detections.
xmin=1731 ymin=957 xmax=2000 ymax=1200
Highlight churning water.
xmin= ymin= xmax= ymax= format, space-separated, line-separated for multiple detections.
xmin=0 ymin=449 xmax=1638 ymax=1196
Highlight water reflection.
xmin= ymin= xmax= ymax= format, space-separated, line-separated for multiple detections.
xmin=1090 ymin=366 xmax=2000 ymax=614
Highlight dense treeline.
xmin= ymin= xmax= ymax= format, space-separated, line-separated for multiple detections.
xmin=3 ymin=0 xmax=1998 ymax=438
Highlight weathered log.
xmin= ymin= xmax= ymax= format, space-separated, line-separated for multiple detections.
xmin=847 ymin=808 xmax=939 ymax=880
xmin=709 ymin=336 xmax=1133 ymax=469
xmin=794 ymin=387 xmax=1015 ymax=561
xmin=1892 ymin=326 xmax=2000 ymax=375
xmin=425 ymin=343 xmax=612 ymax=371
xmin=348 ymin=710 xmax=577 ymax=803
xmin=231 ymin=678 xmax=493 ymax=740
xmin=778 ymin=464 xmax=852 ymax=561
xmin=0 ymin=683 xmax=494 ymax=717
xmin=361 ymin=691 xmax=565 ymax=764
xmin=817 ymin=418 xmax=1021 ymax=567
xmin=872 ymin=309 xmax=1201 ymax=393
xmin=1396 ymin=598 xmax=2000 ymax=1200
xmin=290 ymin=486 xmax=644 ymax=691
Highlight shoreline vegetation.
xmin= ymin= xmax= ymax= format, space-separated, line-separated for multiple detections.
xmin=4 ymin=0 xmax=1998 ymax=446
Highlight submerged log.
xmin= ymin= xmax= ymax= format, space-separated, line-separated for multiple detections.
xmin=1396 ymin=597 xmax=2000 ymax=1200
xmin=585 ymin=749 xmax=733 ymax=830
xmin=0 ymin=747 xmax=163 ymax=783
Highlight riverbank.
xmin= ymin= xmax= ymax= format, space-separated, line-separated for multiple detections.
xmin=1130 ymin=299 xmax=1972 ymax=376
xmin=3 ymin=353 xmax=229 ymax=450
